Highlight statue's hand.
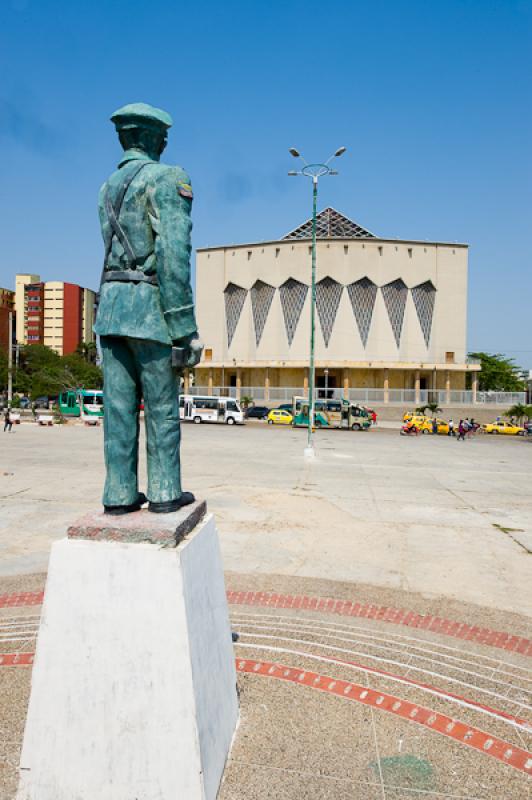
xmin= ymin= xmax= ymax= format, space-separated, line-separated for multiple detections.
xmin=186 ymin=337 xmax=203 ymax=367
xmin=173 ymin=333 xmax=203 ymax=368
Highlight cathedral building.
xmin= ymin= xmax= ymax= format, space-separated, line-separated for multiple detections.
xmin=194 ymin=208 xmax=480 ymax=405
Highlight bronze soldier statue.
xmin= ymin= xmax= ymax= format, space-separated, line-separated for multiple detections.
xmin=94 ymin=102 xmax=202 ymax=515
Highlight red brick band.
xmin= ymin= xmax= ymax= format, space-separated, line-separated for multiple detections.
xmin=0 ymin=652 xmax=34 ymax=666
xmin=0 ymin=591 xmax=43 ymax=608
xmin=2 ymin=648 xmax=530 ymax=774
xmin=236 ymin=658 xmax=532 ymax=775
xmin=227 ymin=591 xmax=532 ymax=657
xmin=2 ymin=588 xmax=531 ymax=658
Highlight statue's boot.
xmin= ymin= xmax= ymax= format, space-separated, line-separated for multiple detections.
xmin=104 ymin=492 xmax=148 ymax=516
xmin=148 ymin=492 xmax=195 ymax=514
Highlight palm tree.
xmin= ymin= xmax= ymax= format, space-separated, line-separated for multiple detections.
xmin=506 ymin=403 xmax=532 ymax=425
xmin=75 ymin=341 xmax=97 ymax=364
xmin=415 ymin=402 xmax=441 ymax=417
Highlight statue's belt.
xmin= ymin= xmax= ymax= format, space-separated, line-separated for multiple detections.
xmin=101 ymin=270 xmax=158 ymax=286
xmin=101 ymin=160 xmax=156 ymax=282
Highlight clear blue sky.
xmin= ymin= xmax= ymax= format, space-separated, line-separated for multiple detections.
xmin=1 ymin=0 xmax=531 ymax=367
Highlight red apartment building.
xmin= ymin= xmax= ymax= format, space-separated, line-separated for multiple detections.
xmin=16 ymin=277 xmax=96 ymax=355
xmin=0 ymin=287 xmax=15 ymax=354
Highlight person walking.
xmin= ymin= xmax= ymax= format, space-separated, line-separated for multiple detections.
xmin=432 ymin=417 xmax=438 ymax=435
xmin=3 ymin=406 xmax=13 ymax=433
xmin=457 ymin=419 xmax=467 ymax=441
xmin=448 ymin=419 xmax=455 ymax=437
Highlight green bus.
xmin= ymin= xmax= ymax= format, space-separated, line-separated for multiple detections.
xmin=292 ymin=396 xmax=371 ymax=431
xmin=57 ymin=389 xmax=104 ymax=418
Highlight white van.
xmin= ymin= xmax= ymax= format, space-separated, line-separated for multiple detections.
xmin=179 ymin=395 xmax=244 ymax=425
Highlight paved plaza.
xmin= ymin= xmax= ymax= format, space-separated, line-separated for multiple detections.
xmin=1 ymin=422 xmax=531 ymax=797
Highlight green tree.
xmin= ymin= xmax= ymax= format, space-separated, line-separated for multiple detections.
xmin=506 ymin=403 xmax=532 ymax=425
xmin=62 ymin=353 xmax=103 ymax=388
xmin=415 ymin=402 xmax=441 ymax=417
xmin=17 ymin=345 xmax=102 ymax=398
xmin=0 ymin=348 xmax=7 ymax=390
xmin=75 ymin=341 xmax=98 ymax=364
xmin=468 ymin=352 xmax=525 ymax=392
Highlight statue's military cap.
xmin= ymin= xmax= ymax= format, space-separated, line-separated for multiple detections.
xmin=110 ymin=102 xmax=173 ymax=132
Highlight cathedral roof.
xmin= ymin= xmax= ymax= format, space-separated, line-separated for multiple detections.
xmin=283 ymin=207 xmax=376 ymax=240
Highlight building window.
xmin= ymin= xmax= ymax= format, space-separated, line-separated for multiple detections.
xmin=347 ymin=277 xmax=378 ymax=347
xmin=308 ymin=246 xmax=312 ymax=255
xmin=279 ymin=278 xmax=308 ymax=346
xmin=250 ymin=280 xmax=276 ymax=345
xmin=247 ymin=251 xmax=252 ymax=260
xmin=381 ymin=279 xmax=408 ymax=347
xmin=344 ymin=245 xmax=348 ymax=255
xmin=378 ymin=246 xmax=383 ymax=256
xmin=412 ymin=281 xmax=436 ymax=346
xmin=204 ymin=348 xmax=213 ymax=361
xmin=445 ymin=352 xmax=455 ymax=363
xmin=275 ymin=248 xmax=280 ymax=257
xmin=316 ymin=277 xmax=343 ymax=347
xmin=408 ymin=248 xmax=413 ymax=258
xmin=224 ymin=283 xmax=248 ymax=346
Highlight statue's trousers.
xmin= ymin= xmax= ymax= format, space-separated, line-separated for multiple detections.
xmin=100 ymin=336 xmax=182 ymax=506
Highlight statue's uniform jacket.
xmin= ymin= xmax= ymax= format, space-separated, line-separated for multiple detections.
xmin=95 ymin=152 xmax=197 ymax=507
xmin=94 ymin=151 xmax=197 ymax=344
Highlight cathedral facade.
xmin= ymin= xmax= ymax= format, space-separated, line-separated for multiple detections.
xmin=193 ymin=208 xmax=480 ymax=405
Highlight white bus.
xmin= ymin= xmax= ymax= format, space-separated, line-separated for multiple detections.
xmin=179 ymin=395 xmax=244 ymax=425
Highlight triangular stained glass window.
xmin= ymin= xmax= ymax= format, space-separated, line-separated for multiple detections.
xmin=224 ymin=283 xmax=247 ymax=347
xmin=381 ymin=279 xmax=408 ymax=347
xmin=283 ymin=207 xmax=376 ymax=240
xmin=412 ymin=281 xmax=436 ymax=346
xmin=316 ymin=277 xmax=343 ymax=347
xmin=346 ymin=277 xmax=378 ymax=347
xmin=279 ymin=278 xmax=308 ymax=346
xmin=250 ymin=280 xmax=276 ymax=346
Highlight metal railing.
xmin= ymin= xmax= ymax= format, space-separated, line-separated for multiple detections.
xmin=185 ymin=386 xmax=526 ymax=406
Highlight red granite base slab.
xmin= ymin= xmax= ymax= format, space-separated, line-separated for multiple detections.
xmin=67 ymin=499 xmax=207 ymax=547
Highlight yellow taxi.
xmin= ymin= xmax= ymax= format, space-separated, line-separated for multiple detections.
xmin=403 ymin=414 xmax=428 ymax=428
xmin=267 ymin=409 xmax=293 ymax=425
xmin=417 ymin=417 xmax=450 ymax=435
xmin=483 ymin=421 xmax=525 ymax=436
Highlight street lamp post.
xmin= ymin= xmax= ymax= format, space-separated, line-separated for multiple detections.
xmin=7 ymin=311 xmax=13 ymax=405
xmin=288 ymin=146 xmax=346 ymax=457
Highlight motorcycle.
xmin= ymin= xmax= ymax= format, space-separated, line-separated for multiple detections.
xmin=400 ymin=424 xmax=419 ymax=436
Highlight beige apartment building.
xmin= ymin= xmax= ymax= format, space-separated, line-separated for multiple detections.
xmin=195 ymin=208 xmax=484 ymax=406
xmin=14 ymin=273 xmax=96 ymax=355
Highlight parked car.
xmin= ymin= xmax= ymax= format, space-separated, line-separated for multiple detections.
xmin=34 ymin=396 xmax=51 ymax=409
xmin=417 ymin=417 xmax=450 ymax=435
xmin=267 ymin=409 xmax=293 ymax=425
xmin=245 ymin=405 xmax=269 ymax=420
xmin=276 ymin=403 xmax=293 ymax=412
xmin=403 ymin=414 xmax=428 ymax=428
xmin=483 ymin=421 xmax=525 ymax=436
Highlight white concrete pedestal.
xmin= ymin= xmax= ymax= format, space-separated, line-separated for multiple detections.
xmin=17 ymin=511 xmax=238 ymax=800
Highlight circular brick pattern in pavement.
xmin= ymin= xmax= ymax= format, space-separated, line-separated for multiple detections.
xmin=1 ymin=587 xmax=531 ymax=798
